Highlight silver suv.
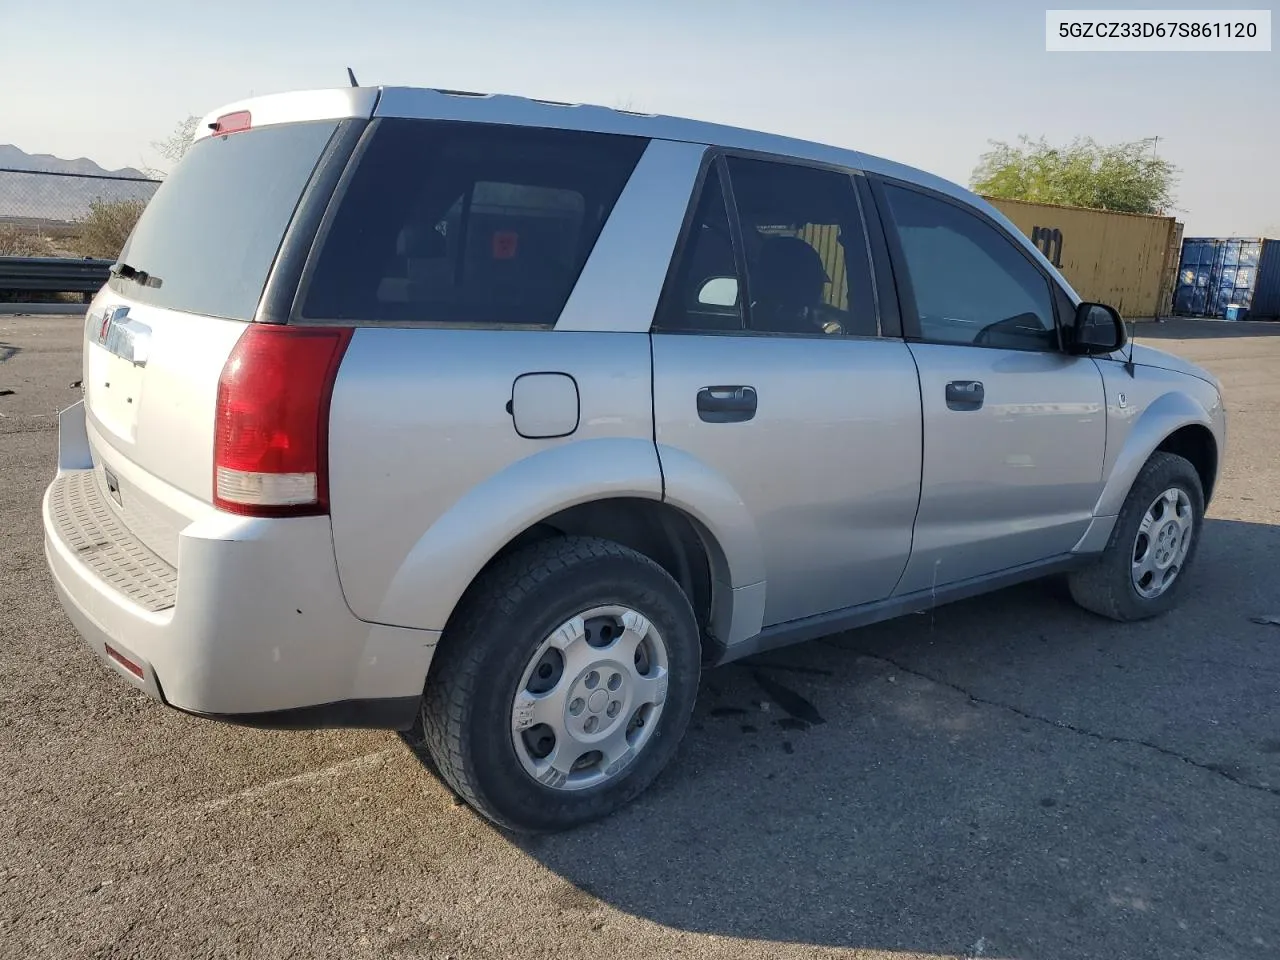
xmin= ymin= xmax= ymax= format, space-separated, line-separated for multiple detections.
xmin=43 ymin=86 xmax=1226 ymax=832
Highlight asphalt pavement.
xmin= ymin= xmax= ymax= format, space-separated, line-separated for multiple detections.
xmin=2 ymin=315 xmax=1278 ymax=960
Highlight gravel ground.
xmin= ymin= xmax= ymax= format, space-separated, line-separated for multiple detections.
xmin=2 ymin=315 xmax=1278 ymax=960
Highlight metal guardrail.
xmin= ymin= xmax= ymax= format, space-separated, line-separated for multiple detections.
xmin=0 ymin=256 xmax=113 ymax=302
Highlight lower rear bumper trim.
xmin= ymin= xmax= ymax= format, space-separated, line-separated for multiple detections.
xmin=180 ymin=695 xmax=421 ymax=731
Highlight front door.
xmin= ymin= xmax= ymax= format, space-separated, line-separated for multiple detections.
xmin=871 ymin=179 xmax=1108 ymax=594
xmin=651 ymin=156 xmax=923 ymax=627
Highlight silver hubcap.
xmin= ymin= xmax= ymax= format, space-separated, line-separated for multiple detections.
xmin=511 ymin=606 xmax=669 ymax=791
xmin=1131 ymin=487 xmax=1194 ymax=599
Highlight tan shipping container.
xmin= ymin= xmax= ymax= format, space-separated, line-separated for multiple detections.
xmin=985 ymin=197 xmax=1182 ymax=319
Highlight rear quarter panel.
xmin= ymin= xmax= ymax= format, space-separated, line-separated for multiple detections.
xmin=326 ymin=329 xmax=661 ymax=629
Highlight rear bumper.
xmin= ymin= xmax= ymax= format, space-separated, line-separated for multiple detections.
xmin=43 ymin=405 xmax=438 ymax=729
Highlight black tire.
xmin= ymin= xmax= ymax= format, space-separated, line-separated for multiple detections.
xmin=1068 ymin=451 xmax=1205 ymax=622
xmin=420 ymin=536 xmax=701 ymax=833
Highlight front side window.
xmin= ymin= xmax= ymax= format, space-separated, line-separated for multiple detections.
xmin=302 ymin=120 xmax=647 ymax=325
xmin=883 ymin=184 xmax=1059 ymax=351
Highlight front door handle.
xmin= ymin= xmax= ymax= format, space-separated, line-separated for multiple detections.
xmin=945 ymin=380 xmax=984 ymax=411
xmin=697 ymin=385 xmax=757 ymax=423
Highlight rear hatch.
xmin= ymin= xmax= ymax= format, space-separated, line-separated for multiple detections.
xmin=81 ymin=112 xmax=356 ymax=565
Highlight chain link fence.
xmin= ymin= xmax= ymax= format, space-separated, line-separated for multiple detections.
xmin=0 ymin=168 xmax=160 ymax=260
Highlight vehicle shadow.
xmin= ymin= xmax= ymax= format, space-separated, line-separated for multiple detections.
xmin=504 ymin=517 xmax=1280 ymax=959
xmin=1138 ymin=318 xmax=1280 ymax=339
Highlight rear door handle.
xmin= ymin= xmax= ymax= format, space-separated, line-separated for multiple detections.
xmin=697 ymin=385 xmax=757 ymax=423
xmin=945 ymin=380 xmax=984 ymax=411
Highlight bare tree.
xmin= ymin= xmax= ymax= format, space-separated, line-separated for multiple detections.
xmin=143 ymin=115 xmax=201 ymax=176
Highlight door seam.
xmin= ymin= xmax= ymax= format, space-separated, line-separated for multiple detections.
xmin=889 ymin=340 xmax=927 ymax=598
xmin=648 ymin=331 xmax=666 ymax=501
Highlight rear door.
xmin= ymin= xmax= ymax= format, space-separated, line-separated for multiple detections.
xmin=869 ymin=178 xmax=1107 ymax=594
xmin=651 ymin=156 xmax=923 ymax=628
xmin=81 ymin=115 xmax=360 ymax=563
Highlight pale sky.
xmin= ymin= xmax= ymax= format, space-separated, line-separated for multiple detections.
xmin=2 ymin=0 xmax=1276 ymax=236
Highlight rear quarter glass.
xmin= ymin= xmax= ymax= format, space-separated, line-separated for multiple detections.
xmin=300 ymin=119 xmax=648 ymax=326
xmin=111 ymin=120 xmax=340 ymax=321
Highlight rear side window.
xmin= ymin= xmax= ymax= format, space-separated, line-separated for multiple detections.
xmin=112 ymin=120 xmax=339 ymax=321
xmin=727 ymin=157 xmax=877 ymax=337
xmin=302 ymin=120 xmax=648 ymax=325
xmin=654 ymin=156 xmax=878 ymax=338
xmin=653 ymin=165 xmax=743 ymax=332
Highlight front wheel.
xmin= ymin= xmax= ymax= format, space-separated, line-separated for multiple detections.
xmin=420 ymin=536 xmax=701 ymax=833
xmin=1068 ymin=451 xmax=1205 ymax=622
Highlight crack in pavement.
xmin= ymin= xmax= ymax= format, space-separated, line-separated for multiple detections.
xmin=820 ymin=639 xmax=1280 ymax=799
xmin=194 ymin=749 xmax=399 ymax=813
xmin=0 ymin=417 xmax=58 ymax=435
xmin=1176 ymin=655 xmax=1280 ymax=679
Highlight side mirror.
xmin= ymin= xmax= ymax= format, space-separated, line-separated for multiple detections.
xmin=1070 ymin=302 xmax=1127 ymax=355
xmin=697 ymin=276 xmax=739 ymax=308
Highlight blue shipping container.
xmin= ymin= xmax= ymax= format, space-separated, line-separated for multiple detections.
xmin=1173 ymin=237 xmax=1280 ymax=320
xmin=1253 ymin=240 xmax=1280 ymax=320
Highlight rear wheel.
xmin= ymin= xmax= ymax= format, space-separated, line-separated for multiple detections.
xmin=1068 ymin=451 xmax=1204 ymax=622
xmin=420 ymin=536 xmax=700 ymax=832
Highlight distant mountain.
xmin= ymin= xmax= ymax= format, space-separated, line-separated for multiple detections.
xmin=0 ymin=144 xmax=150 ymax=180
xmin=0 ymin=144 xmax=158 ymax=223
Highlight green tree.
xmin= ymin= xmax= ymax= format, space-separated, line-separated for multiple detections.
xmin=971 ymin=136 xmax=1177 ymax=215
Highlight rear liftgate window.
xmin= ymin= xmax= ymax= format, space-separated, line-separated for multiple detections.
xmin=301 ymin=120 xmax=649 ymax=325
xmin=111 ymin=120 xmax=340 ymax=321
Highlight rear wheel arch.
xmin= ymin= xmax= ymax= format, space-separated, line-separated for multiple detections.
xmin=443 ymin=497 xmax=729 ymax=664
xmin=419 ymin=534 xmax=703 ymax=831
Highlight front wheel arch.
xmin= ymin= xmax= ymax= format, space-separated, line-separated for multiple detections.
xmin=1091 ymin=390 xmax=1218 ymax=519
xmin=1156 ymin=423 xmax=1218 ymax=504
xmin=1069 ymin=450 xmax=1205 ymax=622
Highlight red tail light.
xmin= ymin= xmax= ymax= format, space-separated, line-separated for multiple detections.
xmin=214 ymin=325 xmax=352 ymax=517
